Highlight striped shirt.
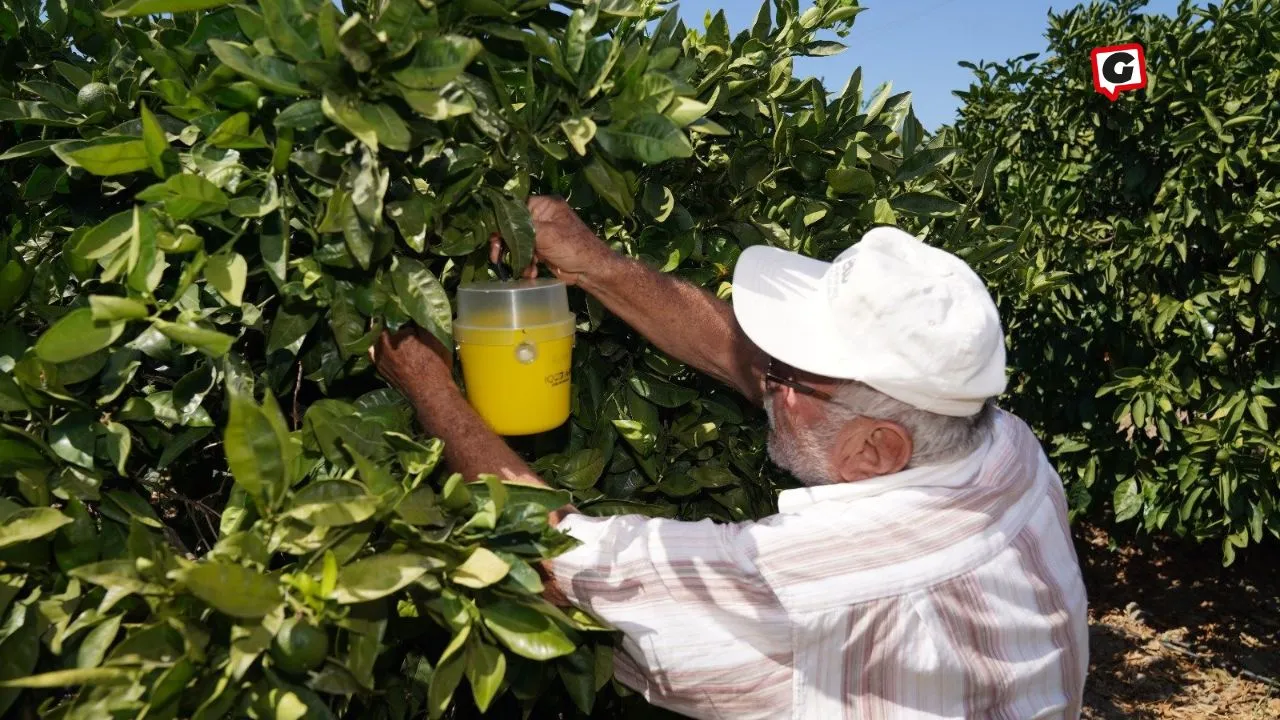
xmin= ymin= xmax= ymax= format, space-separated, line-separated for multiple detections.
xmin=550 ymin=408 xmax=1089 ymax=719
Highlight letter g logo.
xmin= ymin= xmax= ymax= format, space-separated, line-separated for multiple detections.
xmin=1091 ymin=43 xmax=1147 ymax=101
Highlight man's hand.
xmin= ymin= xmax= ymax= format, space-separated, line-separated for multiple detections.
xmin=368 ymin=327 xmax=454 ymax=403
xmin=490 ymin=196 xmax=616 ymax=285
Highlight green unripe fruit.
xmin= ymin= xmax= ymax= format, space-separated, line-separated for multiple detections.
xmin=76 ymin=82 xmax=112 ymax=115
xmin=270 ymin=616 xmax=328 ymax=675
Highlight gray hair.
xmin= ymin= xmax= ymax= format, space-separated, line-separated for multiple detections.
xmin=815 ymin=381 xmax=994 ymax=468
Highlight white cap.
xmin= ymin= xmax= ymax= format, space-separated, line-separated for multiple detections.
xmin=731 ymin=226 xmax=1007 ymax=417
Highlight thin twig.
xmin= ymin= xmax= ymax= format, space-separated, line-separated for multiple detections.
xmin=292 ymin=361 xmax=303 ymax=430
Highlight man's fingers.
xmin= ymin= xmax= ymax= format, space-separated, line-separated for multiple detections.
xmin=489 ymin=233 xmax=502 ymax=264
xmin=368 ymin=329 xmax=388 ymax=364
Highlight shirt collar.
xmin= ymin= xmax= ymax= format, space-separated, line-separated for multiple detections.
xmin=775 ymin=425 xmax=996 ymax=514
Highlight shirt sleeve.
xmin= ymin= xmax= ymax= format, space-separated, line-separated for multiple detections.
xmin=548 ymin=513 xmax=793 ymax=714
xmin=551 ymin=512 xmax=770 ymax=610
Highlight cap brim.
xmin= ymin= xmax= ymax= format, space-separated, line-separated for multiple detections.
xmin=731 ymin=245 xmax=861 ymax=379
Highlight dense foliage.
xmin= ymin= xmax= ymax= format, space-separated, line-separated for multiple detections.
xmin=951 ymin=0 xmax=1280 ymax=564
xmin=0 ymin=0 xmax=1007 ymax=717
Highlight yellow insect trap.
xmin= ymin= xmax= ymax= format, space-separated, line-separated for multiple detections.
xmin=453 ymin=279 xmax=576 ymax=436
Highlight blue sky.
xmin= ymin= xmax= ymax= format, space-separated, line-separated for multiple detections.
xmin=673 ymin=0 xmax=1188 ymax=131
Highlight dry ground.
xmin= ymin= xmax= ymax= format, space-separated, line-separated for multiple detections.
xmin=1076 ymin=522 xmax=1279 ymax=719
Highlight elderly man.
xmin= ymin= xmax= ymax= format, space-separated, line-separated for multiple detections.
xmin=370 ymin=196 xmax=1090 ymax=720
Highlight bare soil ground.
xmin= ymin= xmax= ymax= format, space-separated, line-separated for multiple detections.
xmin=1076 ymin=522 xmax=1280 ymax=719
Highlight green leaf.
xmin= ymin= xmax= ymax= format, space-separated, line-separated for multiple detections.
xmin=894 ymin=147 xmax=957 ymax=182
xmin=259 ymin=0 xmax=320 ymax=62
xmin=481 ymin=599 xmax=576 ymax=660
xmin=391 ymin=257 xmax=454 ymax=351
xmin=0 ymin=372 xmax=26 ymax=413
xmin=208 ymin=112 xmax=268 ymax=149
xmin=0 ymin=438 xmax=48 ymax=475
xmin=0 ymin=99 xmax=77 ymax=127
xmin=89 ymin=296 xmax=150 ymax=322
xmin=268 ymin=305 xmax=318 ymax=356
xmin=890 ymin=192 xmax=962 ymax=217
xmin=153 ymin=320 xmax=235 ymax=357
xmin=181 ymin=562 xmax=282 ymax=618
xmin=284 ymin=492 xmax=380 ymax=527
xmin=393 ymin=35 xmax=483 ymax=90
xmin=0 ymin=508 xmax=72 ymax=549
xmin=862 ymin=80 xmax=892 ymax=123
xmin=102 ymin=422 xmax=130 ymax=476
xmin=223 ymin=390 xmax=290 ymax=507
xmin=104 ymin=490 xmax=162 ymax=529
xmin=596 ymin=112 xmax=693 ymax=164
xmin=349 ymin=153 xmax=388 ymax=229
xmin=428 ymin=625 xmax=469 ymax=719
xmin=476 ymin=481 xmax=570 ymax=514
xmin=557 ymin=449 xmax=606 ymax=490
xmin=275 ymin=99 xmax=326 ymax=130
xmin=333 ymin=553 xmax=439 ymax=604
xmin=452 ymin=548 xmax=510 ymax=589
xmin=465 ymin=641 xmax=506 ymax=713
xmin=801 ymin=40 xmax=847 ymax=57
xmin=204 ymin=253 xmax=248 ymax=307
xmin=52 ymin=60 xmax=91 ymax=88
xmin=600 ymin=0 xmax=645 ymax=17
xmin=73 ymin=210 xmax=134 ymax=260
xmin=628 ymin=374 xmax=697 ymax=407
xmin=321 ymin=92 xmax=379 ymax=150
xmin=361 ymin=103 xmax=412 ymax=152
xmin=612 ymin=419 xmax=656 ymax=456
xmin=387 ymin=195 xmax=431 ymax=253
xmin=76 ymin=614 xmax=122 ymax=669
xmin=19 ymin=81 xmax=79 ymax=113
xmin=35 ymin=309 xmax=124 ymax=364
xmin=689 ymin=466 xmax=737 ymax=489
xmin=561 ymin=116 xmax=597 ymax=156
xmin=1113 ymin=478 xmax=1142 ymax=523
xmin=103 ymin=0 xmax=232 ymax=17
xmin=827 ymin=167 xmax=875 ymax=195
xmin=483 ymin=189 xmax=536 ymax=272
xmin=135 ymin=173 xmax=230 ymax=219
xmin=69 ymin=558 xmax=165 ymax=597
xmin=0 ymin=667 xmax=133 ymax=688
xmin=0 ymin=261 xmax=30 ymax=313
xmin=140 ymin=104 xmax=170 ymax=178
xmin=53 ymin=496 xmax=98 ymax=571
xmin=55 ymin=138 xmax=150 ymax=176
xmin=0 ymin=606 xmax=38 ymax=713
xmin=0 ymin=139 xmax=64 ymax=161
xmin=208 ymin=40 xmax=306 ymax=96
xmin=665 ymin=96 xmax=712 ymax=126
xmin=584 ymin=157 xmax=634 ymax=216
xmin=871 ymin=198 xmax=896 ymax=224
xmin=558 ymin=645 xmax=597 ymax=714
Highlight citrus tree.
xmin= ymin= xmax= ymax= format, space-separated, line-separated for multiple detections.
xmin=951 ymin=0 xmax=1280 ymax=564
xmin=0 ymin=0 xmax=1007 ymax=716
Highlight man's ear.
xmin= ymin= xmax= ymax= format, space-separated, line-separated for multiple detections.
xmin=832 ymin=418 xmax=913 ymax=482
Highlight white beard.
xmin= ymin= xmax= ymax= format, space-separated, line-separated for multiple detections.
xmin=765 ymin=402 xmax=835 ymax=486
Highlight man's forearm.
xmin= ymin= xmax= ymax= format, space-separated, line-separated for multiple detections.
xmin=400 ymin=383 xmax=574 ymax=523
xmin=578 ymin=253 xmax=766 ymax=405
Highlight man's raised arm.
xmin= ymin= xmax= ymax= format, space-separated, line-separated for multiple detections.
xmin=498 ymin=196 xmax=768 ymax=406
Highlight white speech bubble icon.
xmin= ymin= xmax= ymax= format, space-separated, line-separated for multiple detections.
xmin=1092 ymin=43 xmax=1147 ymax=101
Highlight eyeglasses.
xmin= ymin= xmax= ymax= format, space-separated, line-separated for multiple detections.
xmin=764 ymin=358 xmax=836 ymax=403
